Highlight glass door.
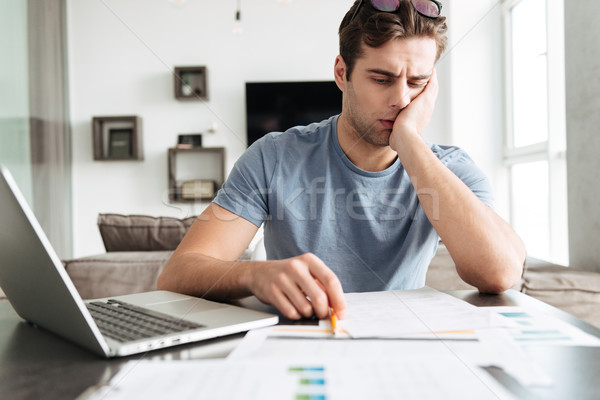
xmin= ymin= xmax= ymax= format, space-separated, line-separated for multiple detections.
xmin=0 ymin=0 xmax=72 ymax=258
xmin=0 ymin=0 xmax=34 ymax=203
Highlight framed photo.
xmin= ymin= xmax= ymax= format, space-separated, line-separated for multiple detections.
xmin=108 ymin=128 xmax=134 ymax=158
xmin=181 ymin=179 xmax=216 ymax=200
xmin=92 ymin=116 xmax=143 ymax=161
xmin=177 ymin=134 xmax=203 ymax=148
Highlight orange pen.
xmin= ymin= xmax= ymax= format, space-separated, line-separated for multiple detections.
xmin=330 ymin=307 xmax=337 ymax=335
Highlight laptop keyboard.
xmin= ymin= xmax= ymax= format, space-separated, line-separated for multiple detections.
xmin=86 ymin=299 xmax=205 ymax=343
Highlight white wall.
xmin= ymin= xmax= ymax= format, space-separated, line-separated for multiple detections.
xmin=68 ymin=0 xmax=353 ymax=257
xmin=445 ymin=0 xmax=508 ymax=218
xmin=565 ymin=0 xmax=600 ymax=272
xmin=67 ymin=0 xmax=504 ymax=257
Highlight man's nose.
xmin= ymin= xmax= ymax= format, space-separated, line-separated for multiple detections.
xmin=389 ymin=83 xmax=411 ymax=110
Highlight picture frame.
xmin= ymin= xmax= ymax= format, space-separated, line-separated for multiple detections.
xmin=92 ymin=116 xmax=143 ymax=161
xmin=181 ymin=179 xmax=216 ymax=200
xmin=177 ymin=134 xmax=203 ymax=148
xmin=108 ymin=128 xmax=134 ymax=158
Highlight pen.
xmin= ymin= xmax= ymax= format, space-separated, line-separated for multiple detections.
xmin=330 ymin=307 xmax=337 ymax=335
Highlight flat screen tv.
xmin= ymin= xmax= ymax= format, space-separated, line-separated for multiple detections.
xmin=245 ymin=81 xmax=342 ymax=147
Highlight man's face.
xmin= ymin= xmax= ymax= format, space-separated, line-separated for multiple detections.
xmin=340 ymin=37 xmax=438 ymax=147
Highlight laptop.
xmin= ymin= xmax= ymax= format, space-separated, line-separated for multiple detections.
xmin=0 ymin=165 xmax=278 ymax=357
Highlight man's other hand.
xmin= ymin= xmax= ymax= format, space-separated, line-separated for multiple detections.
xmin=244 ymin=253 xmax=347 ymax=321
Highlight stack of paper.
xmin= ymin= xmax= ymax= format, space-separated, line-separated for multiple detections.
xmin=84 ymin=357 xmax=517 ymax=400
xmin=340 ymin=287 xmax=496 ymax=338
xmin=81 ymin=287 xmax=600 ymax=399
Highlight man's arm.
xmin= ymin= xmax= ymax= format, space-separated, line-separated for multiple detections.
xmin=390 ymin=70 xmax=526 ymax=293
xmin=157 ymin=203 xmax=347 ymax=320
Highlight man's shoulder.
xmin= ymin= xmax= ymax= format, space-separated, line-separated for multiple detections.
xmin=428 ymin=142 xmax=474 ymax=165
xmin=235 ymin=115 xmax=337 ymax=173
xmin=260 ymin=116 xmax=337 ymax=149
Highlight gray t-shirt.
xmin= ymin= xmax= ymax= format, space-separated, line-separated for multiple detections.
xmin=214 ymin=115 xmax=493 ymax=292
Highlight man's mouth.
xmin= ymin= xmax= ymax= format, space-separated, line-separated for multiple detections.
xmin=379 ymin=119 xmax=395 ymax=130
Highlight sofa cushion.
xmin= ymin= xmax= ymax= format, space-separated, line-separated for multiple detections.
xmin=425 ymin=243 xmax=477 ymax=291
xmin=98 ymin=214 xmax=196 ymax=252
xmin=521 ymin=265 xmax=600 ymax=328
xmin=425 ymin=243 xmax=525 ymax=291
xmin=63 ymin=251 xmax=172 ymax=299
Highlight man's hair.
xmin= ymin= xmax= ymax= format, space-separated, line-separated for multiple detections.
xmin=339 ymin=0 xmax=448 ymax=80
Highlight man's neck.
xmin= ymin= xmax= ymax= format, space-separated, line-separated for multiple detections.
xmin=336 ymin=114 xmax=398 ymax=172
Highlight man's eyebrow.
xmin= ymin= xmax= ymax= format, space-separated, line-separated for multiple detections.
xmin=409 ymin=73 xmax=432 ymax=81
xmin=367 ymin=68 xmax=399 ymax=78
xmin=367 ymin=68 xmax=432 ymax=80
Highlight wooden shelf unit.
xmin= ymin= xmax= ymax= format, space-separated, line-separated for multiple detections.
xmin=168 ymin=146 xmax=225 ymax=202
xmin=174 ymin=66 xmax=208 ymax=101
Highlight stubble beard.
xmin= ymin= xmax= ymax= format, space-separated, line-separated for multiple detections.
xmin=343 ymin=82 xmax=394 ymax=148
xmin=346 ymin=109 xmax=392 ymax=148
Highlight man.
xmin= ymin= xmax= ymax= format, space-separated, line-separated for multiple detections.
xmin=158 ymin=0 xmax=526 ymax=321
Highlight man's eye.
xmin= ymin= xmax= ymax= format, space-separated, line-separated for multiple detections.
xmin=374 ymin=79 xmax=391 ymax=85
xmin=408 ymin=81 xmax=427 ymax=88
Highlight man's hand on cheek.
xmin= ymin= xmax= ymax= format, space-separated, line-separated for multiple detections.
xmin=389 ymin=69 xmax=439 ymax=152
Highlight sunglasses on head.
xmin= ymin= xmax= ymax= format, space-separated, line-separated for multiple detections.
xmin=350 ymin=0 xmax=442 ymax=23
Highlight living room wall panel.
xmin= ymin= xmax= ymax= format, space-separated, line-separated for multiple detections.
xmin=565 ymin=0 xmax=600 ymax=272
xmin=67 ymin=0 xmax=353 ymax=257
xmin=67 ymin=0 xmax=485 ymax=257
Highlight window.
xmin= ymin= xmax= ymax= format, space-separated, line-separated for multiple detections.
xmin=502 ymin=0 xmax=568 ymax=265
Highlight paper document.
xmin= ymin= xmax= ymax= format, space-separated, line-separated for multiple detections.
xmin=487 ymin=306 xmax=600 ymax=347
xmin=228 ymin=325 xmax=552 ymax=388
xmin=340 ymin=287 xmax=498 ymax=338
xmin=82 ymin=358 xmax=517 ymax=400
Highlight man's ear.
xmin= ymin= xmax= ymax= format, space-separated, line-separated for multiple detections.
xmin=334 ymin=55 xmax=347 ymax=92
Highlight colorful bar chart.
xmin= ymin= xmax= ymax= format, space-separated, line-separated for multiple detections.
xmin=289 ymin=366 xmax=327 ymax=400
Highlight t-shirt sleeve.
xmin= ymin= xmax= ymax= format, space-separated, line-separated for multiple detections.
xmin=433 ymin=145 xmax=495 ymax=208
xmin=213 ymin=135 xmax=277 ymax=227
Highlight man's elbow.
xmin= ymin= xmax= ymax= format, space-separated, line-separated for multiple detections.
xmin=457 ymin=253 xmax=524 ymax=294
xmin=156 ymin=264 xmax=178 ymax=292
xmin=156 ymin=271 xmax=170 ymax=291
xmin=476 ymin=279 xmax=516 ymax=295
xmin=477 ymin=261 xmax=524 ymax=294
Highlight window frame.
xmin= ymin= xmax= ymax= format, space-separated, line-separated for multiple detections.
xmin=502 ymin=0 xmax=568 ymax=265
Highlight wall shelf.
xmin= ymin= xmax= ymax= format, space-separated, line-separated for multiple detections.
xmin=174 ymin=66 xmax=208 ymax=101
xmin=92 ymin=116 xmax=143 ymax=161
xmin=168 ymin=147 xmax=225 ymax=202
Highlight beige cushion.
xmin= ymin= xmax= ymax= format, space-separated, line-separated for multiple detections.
xmin=63 ymin=251 xmax=172 ymax=299
xmin=521 ymin=265 xmax=600 ymax=328
xmin=426 ymin=243 xmax=525 ymax=292
xmin=425 ymin=243 xmax=476 ymax=291
xmin=98 ymin=214 xmax=196 ymax=252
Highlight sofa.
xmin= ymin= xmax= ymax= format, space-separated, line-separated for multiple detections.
xmin=57 ymin=214 xmax=600 ymax=329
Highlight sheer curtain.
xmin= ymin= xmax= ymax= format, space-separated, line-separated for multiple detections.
xmin=27 ymin=0 xmax=72 ymax=258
